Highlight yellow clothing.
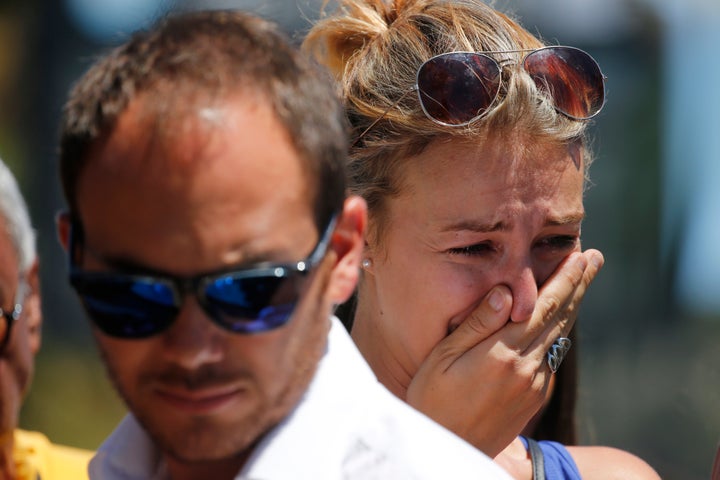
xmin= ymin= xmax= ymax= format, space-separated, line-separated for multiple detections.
xmin=12 ymin=430 xmax=92 ymax=480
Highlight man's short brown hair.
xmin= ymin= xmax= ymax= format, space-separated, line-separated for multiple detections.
xmin=59 ymin=9 xmax=347 ymax=228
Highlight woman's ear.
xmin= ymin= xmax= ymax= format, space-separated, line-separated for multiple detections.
xmin=56 ymin=211 xmax=72 ymax=252
xmin=326 ymin=195 xmax=367 ymax=304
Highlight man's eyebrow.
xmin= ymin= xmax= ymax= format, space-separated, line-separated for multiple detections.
xmin=84 ymin=247 xmax=294 ymax=277
xmin=85 ymin=250 xmax=165 ymax=276
xmin=82 ymin=245 xmax=184 ymax=276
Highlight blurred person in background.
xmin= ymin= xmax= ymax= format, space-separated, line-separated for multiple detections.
xmin=0 ymin=157 xmax=92 ymax=479
xmin=54 ymin=9 xmax=512 ymax=480
xmin=304 ymin=0 xmax=661 ymax=478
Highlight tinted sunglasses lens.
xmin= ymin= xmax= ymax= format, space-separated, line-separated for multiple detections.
xmin=203 ymin=272 xmax=303 ymax=334
xmin=524 ymin=47 xmax=604 ymax=119
xmin=417 ymin=53 xmax=501 ymax=125
xmin=71 ymin=274 xmax=177 ymax=338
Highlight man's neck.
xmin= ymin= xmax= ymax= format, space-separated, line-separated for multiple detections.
xmin=164 ymin=452 xmax=250 ymax=480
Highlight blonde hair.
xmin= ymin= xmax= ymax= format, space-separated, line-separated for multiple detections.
xmin=304 ymin=0 xmax=592 ymax=243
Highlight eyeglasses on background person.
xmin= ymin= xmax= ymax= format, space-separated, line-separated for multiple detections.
xmin=0 ymin=281 xmax=27 ymax=353
xmin=67 ymin=214 xmax=337 ymax=338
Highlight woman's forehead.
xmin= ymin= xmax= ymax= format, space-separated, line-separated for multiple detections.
xmin=400 ymin=136 xmax=583 ymax=191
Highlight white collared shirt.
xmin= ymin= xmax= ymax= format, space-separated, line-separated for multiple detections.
xmin=89 ymin=317 xmax=511 ymax=480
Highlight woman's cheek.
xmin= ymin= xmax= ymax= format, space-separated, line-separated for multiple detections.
xmin=438 ymin=265 xmax=494 ymax=336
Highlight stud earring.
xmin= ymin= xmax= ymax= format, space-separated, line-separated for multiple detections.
xmin=362 ymin=258 xmax=372 ymax=269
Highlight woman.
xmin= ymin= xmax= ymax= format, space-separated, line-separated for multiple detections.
xmin=304 ymin=1 xmax=660 ymax=478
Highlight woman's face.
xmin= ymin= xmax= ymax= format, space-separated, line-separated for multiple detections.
xmin=360 ymin=135 xmax=585 ymax=388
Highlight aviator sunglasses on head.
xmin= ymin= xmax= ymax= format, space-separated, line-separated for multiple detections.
xmin=68 ymin=215 xmax=337 ymax=338
xmin=354 ymin=46 xmax=606 ymax=145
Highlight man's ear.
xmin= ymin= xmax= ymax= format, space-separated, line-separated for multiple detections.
xmin=326 ymin=195 xmax=367 ymax=305
xmin=56 ymin=211 xmax=71 ymax=252
xmin=24 ymin=258 xmax=42 ymax=355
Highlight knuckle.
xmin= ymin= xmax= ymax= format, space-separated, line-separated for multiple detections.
xmin=536 ymin=293 xmax=562 ymax=318
xmin=481 ymin=345 xmax=518 ymax=377
xmin=484 ymin=349 xmax=550 ymax=408
xmin=496 ymin=347 xmax=536 ymax=386
xmin=516 ymin=364 xmax=548 ymax=404
xmin=427 ymin=341 xmax=460 ymax=366
xmin=465 ymin=310 xmax=494 ymax=335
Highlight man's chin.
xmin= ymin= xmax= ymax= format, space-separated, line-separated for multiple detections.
xmin=156 ymin=426 xmax=257 ymax=463
xmin=159 ymin=434 xmax=258 ymax=479
xmin=137 ymin=410 xmax=269 ymax=463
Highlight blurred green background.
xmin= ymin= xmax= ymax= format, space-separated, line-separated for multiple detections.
xmin=1 ymin=1 xmax=718 ymax=479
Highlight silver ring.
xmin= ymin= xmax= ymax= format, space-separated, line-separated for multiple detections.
xmin=547 ymin=337 xmax=572 ymax=373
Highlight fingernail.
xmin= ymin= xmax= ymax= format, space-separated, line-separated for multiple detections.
xmin=591 ymin=252 xmax=604 ymax=269
xmin=575 ymin=252 xmax=588 ymax=270
xmin=488 ymin=288 xmax=504 ymax=312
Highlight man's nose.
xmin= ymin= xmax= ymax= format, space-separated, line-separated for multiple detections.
xmin=160 ymin=298 xmax=224 ymax=370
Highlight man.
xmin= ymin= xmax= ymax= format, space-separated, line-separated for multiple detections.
xmin=55 ymin=10 xmax=511 ymax=480
xmin=0 ymin=158 xmax=92 ymax=479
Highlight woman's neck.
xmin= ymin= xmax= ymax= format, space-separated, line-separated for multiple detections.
xmin=494 ymin=438 xmax=533 ymax=480
xmin=351 ymin=301 xmax=413 ymax=401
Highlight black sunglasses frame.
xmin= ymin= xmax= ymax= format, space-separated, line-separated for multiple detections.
xmin=67 ymin=214 xmax=338 ymax=338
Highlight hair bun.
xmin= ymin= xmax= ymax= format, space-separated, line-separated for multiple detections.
xmin=304 ymin=0 xmax=410 ymax=78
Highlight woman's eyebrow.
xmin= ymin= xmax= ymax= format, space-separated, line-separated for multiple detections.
xmin=545 ymin=210 xmax=585 ymax=227
xmin=440 ymin=219 xmax=509 ymax=233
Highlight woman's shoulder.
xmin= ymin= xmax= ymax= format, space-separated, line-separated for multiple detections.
xmin=565 ymin=445 xmax=661 ymax=480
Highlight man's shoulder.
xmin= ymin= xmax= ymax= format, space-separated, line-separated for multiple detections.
xmin=249 ymin=371 xmax=512 ymax=479
xmin=243 ymin=319 xmax=511 ymax=479
xmin=341 ymin=391 xmax=511 ymax=479
xmin=14 ymin=429 xmax=93 ymax=480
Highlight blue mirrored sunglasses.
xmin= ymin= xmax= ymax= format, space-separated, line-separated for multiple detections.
xmin=68 ymin=216 xmax=337 ymax=338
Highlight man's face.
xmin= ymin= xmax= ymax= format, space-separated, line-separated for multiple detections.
xmin=0 ymin=219 xmax=39 ymax=438
xmin=71 ymin=93 xmax=334 ymax=464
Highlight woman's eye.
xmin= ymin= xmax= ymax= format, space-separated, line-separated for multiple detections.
xmin=536 ymin=235 xmax=579 ymax=251
xmin=447 ymin=242 xmax=495 ymax=257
